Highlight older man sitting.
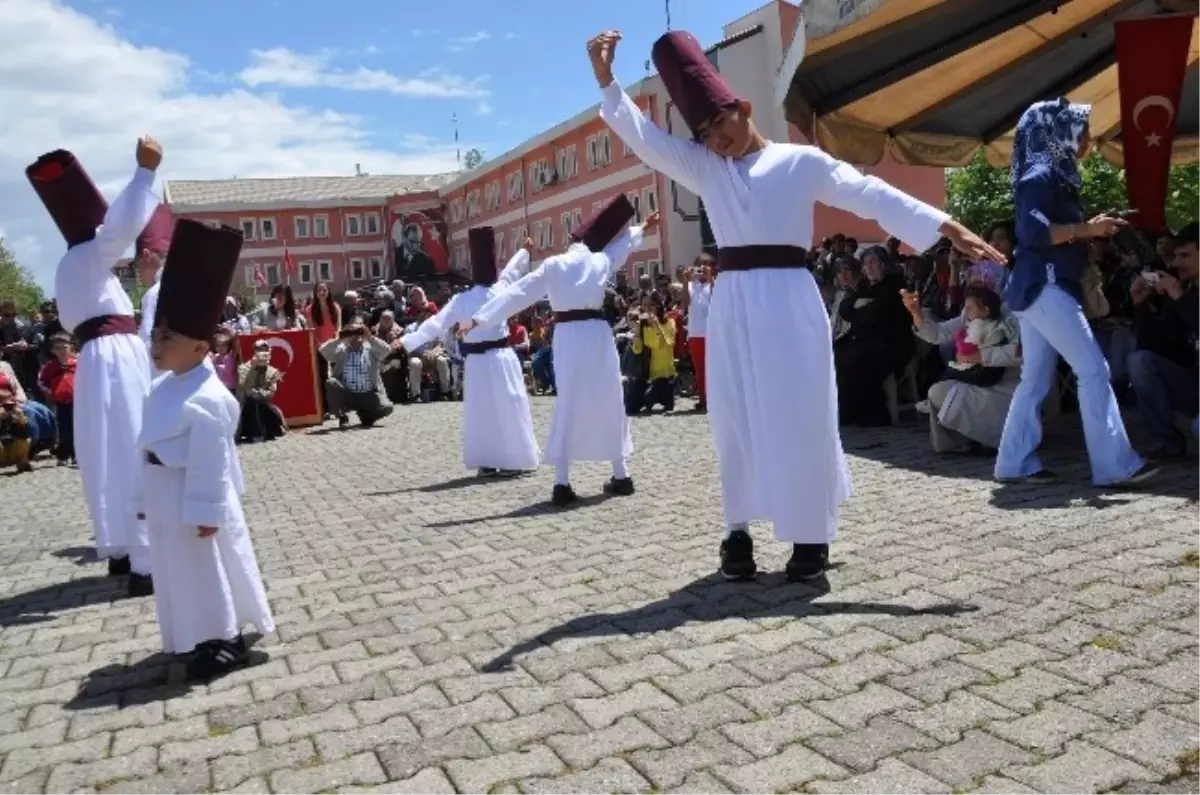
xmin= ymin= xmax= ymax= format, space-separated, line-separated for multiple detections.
xmin=319 ymin=320 xmax=395 ymax=429
xmin=403 ymin=307 xmax=452 ymax=401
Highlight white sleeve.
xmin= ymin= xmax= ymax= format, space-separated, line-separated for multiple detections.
xmin=599 ymin=227 xmax=645 ymax=278
xmin=600 ymin=81 xmax=709 ymax=196
xmin=474 ymin=264 xmax=551 ymax=328
xmin=807 ymin=148 xmax=948 ymax=253
xmin=403 ymin=295 xmax=467 ymax=352
xmin=182 ymin=408 xmax=233 ymax=528
xmin=91 ymin=167 xmax=160 ymax=275
xmin=496 ymin=248 xmax=531 ymax=289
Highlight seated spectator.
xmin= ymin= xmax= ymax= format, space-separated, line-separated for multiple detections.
xmin=834 ymin=246 xmax=914 ymax=426
xmin=942 ymin=286 xmax=1009 ymax=387
xmin=375 ymin=310 xmax=403 ymax=344
xmin=368 ymin=288 xmax=393 ymax=328
xmin=236 ymin=340 xmax=287 ymax=443
xmin=319 ymin=321 xmax=395 ymax=429
xmin=403 ymin=309 xmax=451 ymax=400
xmin=210 ymin=332 xmax=238 ymax=393
xmin=37 ymin=333 xmax=76 ymax=466
xmin=531 ymin=323 xmax=555 ymax=394
xmin=0 ymin=300 xmax=37 ymax=398
xmin=629 ymin=293 xmax=678 ymax=413
xmin=508 ymin=315 xmax=531 ymax=360
xmin=404 ymin=287 xmax=438 ymax=322
xmin=1127 ymin=222 xmax=1199 ymax=460
xmin=389 ymin=280 xmax=408 ymax=316
xmin=341 ymin=290 xmax=363 ymax=325
xmin=828 ymin=256 xmax=859 ymax=342
xmin=0 ymin=384 xmax=32 ymax=473
xmin=219 ymin=296 xmax=253 ymax=335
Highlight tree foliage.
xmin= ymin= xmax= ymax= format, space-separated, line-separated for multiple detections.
xmin=946 ymin=149 xmax=1199 ymax=234
xmin=0 ymin=239 xmax=46 ymax=312
xmin=462 ymin=148 xmax=484 ymax=170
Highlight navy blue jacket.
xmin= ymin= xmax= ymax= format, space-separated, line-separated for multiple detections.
xmin=1004 ymin=164 xmax=1087 ymax=312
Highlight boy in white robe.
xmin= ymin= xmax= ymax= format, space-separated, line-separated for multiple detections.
xmin=397 ymin=229 xmax=541 ymax=477
xmin=588 ymin=30 xmax=1004 ymax=581
xmin=464 ymin=197 xmax=658 ymax=506
xmin=27 ymin=141 xmax=164 ymax=597
xmin=133 ymin=219 xmax=275 ymax=681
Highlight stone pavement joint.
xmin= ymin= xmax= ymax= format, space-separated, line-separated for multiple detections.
xmin=0 ymin=402 xmax=1195 ymax=793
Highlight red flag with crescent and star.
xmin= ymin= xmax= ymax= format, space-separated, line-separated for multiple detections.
xmin=1114 ymin=15 xmax=1195 ymax=233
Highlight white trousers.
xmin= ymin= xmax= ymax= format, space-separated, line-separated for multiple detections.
xmin=409 ymin=355 xmax=450 ymax=397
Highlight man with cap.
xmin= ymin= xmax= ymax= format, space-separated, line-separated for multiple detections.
xmin=133 ymin=218 xmax=275 ymax=682
xmin=135 ymin=204 xmax=175 ymax=355
xmin=464 ymin=197 xmax=659 ymax=506
xmin=589 ymin=30 xmax=1003 ymax=581
xmin=397 ymin=231 xmax=540 ymax=477
xmin=26 ymin=138 xmax=164 ymax=596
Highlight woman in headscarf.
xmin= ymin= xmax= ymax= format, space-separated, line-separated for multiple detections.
xmin=993 ymin=99 xmax=1155 ymax=487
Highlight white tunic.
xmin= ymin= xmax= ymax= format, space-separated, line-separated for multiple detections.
xmin=133 ymin=365 xmax=275 ymax=654
xmin=601 ymin=82 xmax=948 ymax=543
xmin=403 ymin=249 xmax=541 ymax=471
xmin=687 ymin=282 xmax=712 ymax=338
xmin=54 ymin=167 xmax=159 ymax=560
xmin=140 ymin=277 xmax=161 ymax=350
xmin=474 ymin=230 xmax=644 ymax=464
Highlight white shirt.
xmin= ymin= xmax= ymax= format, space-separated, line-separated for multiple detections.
xmin=687 ymin=281 xmax=712 ymax=338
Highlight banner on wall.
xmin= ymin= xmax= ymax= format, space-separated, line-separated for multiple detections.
xmin=236 ymin=329 xmax=322 ymax=427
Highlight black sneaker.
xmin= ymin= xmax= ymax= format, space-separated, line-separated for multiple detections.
xmin=186 ymin=636 xmax=250 ymax=682
xmin=786 ymin=544 xmax=829 ymax=582
xmin=127 ymin=573 xmax=154 ymax=597
xmin=338 ymin=415 xmax=350 ymax=430
xmin=996 ymin=469 xmax=1058 ymax=485
xmin=107 ymin=556 xmax=131 ymax=577
xmin=494 ymin=469 xmax=525 ymax=478
xmin=477 ymin=467 xmax=499 ymax=477
xmin=719 ymin=530 xmax=757 ymax=581
xmin=603 ymin=477 xmax=635 ymax=496
xmin=551 ymin=484 xmax=578 ymax=507
xmin=1112 ymin=462 xmax=1160 ymax=487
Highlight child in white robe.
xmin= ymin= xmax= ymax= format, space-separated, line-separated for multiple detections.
xmin=133 ymin=218 xmax=275 ymax=681
xmin=588 ymin=29 xmax=1005 ymax=581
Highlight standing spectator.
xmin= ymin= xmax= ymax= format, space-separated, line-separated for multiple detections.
xmin=210 ymin=332 xmax=238 ymax=392
xmin=255 ymin=285 xmax=306 ymax=331
xmin=682 ymin=255 xmax=713 ymax=409
xmin=0 ymin=300 xmax=37 ymax=396
xmin=37 ymin=332 xmax=76 ymax=466
xmin=507 ymin=315 xmax=531 ymax=360
xmin=219 ymin=296 xmax=253 ymax=335
xmin=666 ymin=283 xmax=688 ymax=359
xmin=36 ymin=300 xmax=64 ymax=366
xmin=319 ymin=321 xmax=395 ymax=429
xmin=306 ymin=282 xmax=341 ymax=414
xmin=236 ymin=340 xmax=287 ymax=443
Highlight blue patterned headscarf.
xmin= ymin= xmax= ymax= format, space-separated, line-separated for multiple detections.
xmin=1010 ymin=99 xmax=1091 ymax=191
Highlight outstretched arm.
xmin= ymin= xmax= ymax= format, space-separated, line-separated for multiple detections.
xmin=473 ymin=263 xmax=551 ymax=329
xmin=497 ymin=239 xmax=534 ymax=288
xmin=401 ymin=294 xmax=468 ymax=352
xmin=91 ymin=137 xmax=164 ymax=275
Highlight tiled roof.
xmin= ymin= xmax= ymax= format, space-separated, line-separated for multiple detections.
xmin=165 ymin=173 xmax=460 ymax=206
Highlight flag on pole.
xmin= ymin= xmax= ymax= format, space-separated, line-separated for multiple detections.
xmin=254 ymin=263 xmax=268 ymax=287
xmin=283 ymin=242 xmax=296 ymax=275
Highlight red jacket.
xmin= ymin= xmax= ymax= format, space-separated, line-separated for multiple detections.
xmin=38 ymin=357 xmax=76 ymax=405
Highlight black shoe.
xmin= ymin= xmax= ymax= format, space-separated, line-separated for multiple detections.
xmin=551 ymin=484 xmax=578 ymax=507
xmin=107 ymin=556 xmax=131 ymax=577
xmin=603 ymin=477 xmax=635 ymax=496
xmin=996 ymin=469 xmax=1058 ymax=485
xmin=719 ymin=530 xmax=757 ymax=581
xmin=338 ymin=415 xmax=350 ymax=430
xmin=477 ymin=467 xmax=499 ymax=477
xmin=1145 ymin=447 xmax=1186 ymax=464
xmin=494 ymin=469 xmax=525 ymax=478
xmin=186 ymin=636 xmax=250 ymax=682
xmin=1112 ymin=462 xmax=1160 ymax=487
xmin=127 ymin=573 xmax=154 ymax=597
xmin=786 ymin=544 xmax=829 ymax=582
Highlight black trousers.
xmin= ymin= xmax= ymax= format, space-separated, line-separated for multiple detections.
xmin=54 ymin=402 xmax=74 ymax=462
xmin=238 ymin=397 xmax=286 ymax=441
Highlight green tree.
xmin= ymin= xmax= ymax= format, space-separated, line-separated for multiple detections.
xmin=945 ymin=150 xmax=1014 ymax=235
xmin=1167 ymin=164 xmax=1199 ymax=232
xmin=462 ymin=148 xmax=484 ymax=170
xmin=0 ymin=238 xmax=45 ymax=312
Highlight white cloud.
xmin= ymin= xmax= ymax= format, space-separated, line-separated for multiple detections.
xmin=476 ymin=101 xmax=493 ymax=117
xmin=503 ymin=32 xmax=518 ymax=40
xmin=0 ymin=1 xmax=472 ymax=290
xmin=239 ymin=48 xmax=488 ymax=98
xmin=447 ymin=31 xmax=490 ymax=52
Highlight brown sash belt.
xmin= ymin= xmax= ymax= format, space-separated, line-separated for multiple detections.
xmin=146 ymin=451 xmax=163 ymax=466
xmin=459 ymin=338 xmax=511 ymax=356
xmin=717 ymin=245 xmax=809 ymax=273
xmin=74 ymin=314 xmax=137 ymax=347
xmin=553 ymin=309 xmax=605 ymax=324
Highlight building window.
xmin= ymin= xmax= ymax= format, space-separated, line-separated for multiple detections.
xmin=243 ymin=264 xmax=257 ymax=287
xmin=345 ymin=214 xmax=362 ymax=236
xmin=648 ymin=260 xmax=663 ymax=277
xmin=293 ymin=216 xmax=310 ymax=239
xmin=587 ymin=132 xmax=612 ymax=169
xmin=350 ymin=258 xmax=365 ymax=281
xmin=313 ymin=215 xmax=328 ymax=237
xmin=592 ymin=200 xmax=604 ymax=214
xmin=495 ymin=230 xmax=505 ymax=261
xmin=240 ymin=218 xmax=257 ymax=241
xmin=628 ymin=191 xmax=643 ymax=224
xmin=450 ymin=198 xmax=465 ymax=224
xmin=484 ymin=181 xmax=501 ymax=211
xmin=299 ymin=261 xmax=313 ymax=284
xmin=260 ymin=218 xmax=277 ymax=241
xmin=535 ymin=219 xmax=555 ymax=250
xmin=624 ymin=141 xmax=633 ymax=158
xmin=506 ymin=171 xmax=524 ymax=202
xmin=317 ymin=260 xmax=332 ymax=282
xmin=635 ymin=262 xmax=647 ymax=279
xmin=368 ymin=257 xmax=383 ymax=279
xmin=466 ymin=189 xmax=481 ymax=218
xmin=530 ymin=159 xmax=554 ymax=193
xmin=364 ymin=213 xmax=381 ymax=235
xmin=561 ymin=211 xmax=572 ymax=242
xmin=556 ymin=146 xmax=578 ymax=180
xmin=643 ymin=186 xmax=658 ymax=217
xmin=265 ymin=262 xmax=280 ymax=285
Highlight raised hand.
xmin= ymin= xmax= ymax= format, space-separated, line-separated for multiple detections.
xmin=136 ymin=136 xmax=163 ymax=171
xmin=642 ymin=211 xmax=661 ymax=237
xmin=523 ymin=237 xmax=534 ymax=252
xmin=587 ymin=30 xmax=621 ymax=86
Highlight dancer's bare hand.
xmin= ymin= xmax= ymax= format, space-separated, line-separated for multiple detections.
xmin=136 ymin=136 xmax=163 ymax=171
xmin=587 ymin=30 xmax=621 ymax=86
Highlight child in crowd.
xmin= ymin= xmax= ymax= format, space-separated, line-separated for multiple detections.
xmin=210 ymin=331 xmax=238 ymax=392
xmin=38 ymin=332 xmax=77 ymax=466
xmin=944 ymin=285 xmax=1008 ymax=386
xmin=134 ymin=218 xmax=274 ymax=681
xmin=0 ymin=383 xmax=32 ymax=473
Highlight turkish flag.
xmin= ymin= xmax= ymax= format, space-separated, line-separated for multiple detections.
xmin=1115 ymin=16 xmax=1195 ymax=233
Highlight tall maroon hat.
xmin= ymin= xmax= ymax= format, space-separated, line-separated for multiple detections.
xmin=25 ymin=150 xmax=109 ymax=248
xmin=136 ymin=204 xmax=176 ymax=258
xmin=571 ymin=194 xmax=635 ymax=253
xmin=154 ymin=219 xmax=244 ymax=341
xmin=652 ymin=31 xmax=741 ymax=139
xmin=469 ymin=226 xmax=498 ymax=285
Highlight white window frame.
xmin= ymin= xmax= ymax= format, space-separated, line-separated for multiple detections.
xmin=506 ymin=170 xmax=524 ymax=202
xmin=450 ymin=198 xmax=465 ymax=224
xmin=350 ymin=257 xmax=365 ymax=281
xmin=572 ymin=208 xmax=583 ymax=230
xmin=623 ymin=141 xmax=633 ymax=158
xmin=265 ymin=262 xmax=281 ymax=285
xmin=635 ymin=262 xmax=648 ymax=279
xmin=627 ymin=191 xmax=643 ymax=224
xmin=345 ymin=214 xmax=362 ymax=237
xmin=485 ymin=181 xmax=501 ymax=211
xmin=243 ymin=264 xmax=257 ymax=287
xmin=299 ymin=260 xmax=314 ymax=284
xmin=259 ymin=217 xmax=277 ymax=241
xmin=561 ymin=211 xmax=573 ymax=242
xmin=648 ymin=260 xmax=664 ymax=277
xmin=368 ymin=256 xmax=383 ymax=279
xmin=556 ymin=146 xmax=577 ymax=180
xmin=495 ymin=230 xmax=506 ymax=261
xmin=600 ymin=131 xmax=612 ymax=166
xmin=466 ymin=189 xmax=481 ymax=218
xmin=294 ymin=216 xmax=310 ymax=239
xmin=313 ymin=215 xmax=329 ymax=238
xmin=317 ymin=260 xmax=332 ymax=282
xmin=643 ymin=185 xmax=659 ymax=216
xmin=239 ymin=218 xmax=257 ymax=241
xmin=364 ymin=213 xmax=381 ymax=235
xmin=586 ymin=134 xmax=598 ymax=170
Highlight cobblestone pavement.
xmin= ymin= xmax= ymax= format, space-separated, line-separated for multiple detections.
xmin=0 ymin=399 xmax=1197 ymax=794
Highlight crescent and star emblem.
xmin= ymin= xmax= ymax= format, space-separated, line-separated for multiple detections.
xmin=1131 ymin=95 xmax=1176 ymax=148
xmin=262 ymin=337 xmax=295 ymax=368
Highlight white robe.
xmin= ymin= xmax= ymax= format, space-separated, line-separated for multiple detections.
xmin=600 ymin=82 xmax=948 ymax=544
xmin=54 ymin=166 xmax=159 ymax=565
xmin=403 ymin=249 xmax=541 ymax=471
xmin=139 ymin=277 xmax=161 ymax=351
xmin=132 ymin=364 xmax=275 ymax=655
xmin=474 ymin=230 xmax=643 ymax=464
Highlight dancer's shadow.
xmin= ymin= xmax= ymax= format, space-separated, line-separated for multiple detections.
xmin=479 ymin=572 xmax=978 ymax=673
xmin=52 ymin=546 xmax=98 ymax=566
xmin=365 ymin=472 xmax=534 ymax=497
xmin=0 ymin=575 xmax=126 ymax=628
xmin=426 ymin=492 xmax=615 ymax=529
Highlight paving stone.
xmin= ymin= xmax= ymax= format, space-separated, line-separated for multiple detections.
xmin=444 ymin=745 xmax=564 ymax=793
xmin=570 ymin=681 xmax=677 ymax=729
xmin=808 ymin=758 xmax=953 ymax=794
xmin=721 ymin=704 xmax=841 ymax=757
xmin=410 ymin=692 xmax=515 ymax=739
xmin=714 ymin=742 xmax=848 ymax=792
xmin=809 ymin=683 xmax=922 ymax=729
xmin=105 ymin=760 xmax=212 ymax=793
xmin=211 ymin=738 xmax=318 ymax=792
xmin=259 ymin=704 xmax=360 ymax=746
xmin=477 ymin=703 xmax=588 ymax=752
xmin=969 ymin=667 xmax=1086 ymax=713
xmin=888 ymin=659 xmax=989 ymax=703
xmin=376 ymin=726 xmax=493 ymax=781
xmin=522 ymin=757 xmax=652 ymax=794
xmin=42 ymin=746 xmax=158 ymax=793
xmin=640 ymin=692 xmax=752 ymax=745
xmin=338 ymin=767 xmax=457 ymax=794
xmin=807 ymin=716 xmax=940 ymax=772
xmin=628 ymin=730 xmax=756 ymax=791
xmin=0 ymin=732 xmax=112 ymax=780
xmin=901 ymin=729 xmax=1037 ymax=790
xmin=987 ymin=700 xmax=1111 ymax=755
xmin=1087 ymin=709 xmax=1200 ymax=776
xmin=269 ymin=752 xmax=387 ymax=793
xmin=161 ymin=725 xmax=260 ymax=766
xmin=1004 ymin=740 xmax=1156 ymax=793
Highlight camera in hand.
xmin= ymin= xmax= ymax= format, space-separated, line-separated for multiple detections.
xmin=339 ymin=326 xmax=365 ymax=339
xmin=0 ymin=414 xmax=29 ymax=447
